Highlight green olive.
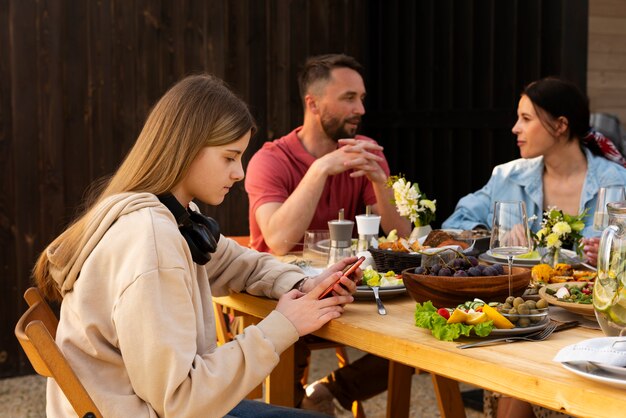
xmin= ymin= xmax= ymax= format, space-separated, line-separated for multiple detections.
xmin=536 ymin=299 xmax=548 ymax=309
xmin=513 ymin=297 xmax=525 ymax=308
xmin=517 ymin=304 xmax=530 ymax=315
xmin=507 ymin=308 xmax=519 ymax=322
xmin=517 ymin=317 xmax=531 ymax=327
xmin=529 ymin=309 xmax=541 ymax=323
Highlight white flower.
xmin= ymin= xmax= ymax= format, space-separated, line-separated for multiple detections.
xmin=420 ymin=199 xmax=436 ymax=213
xmin=546 ymin=232 xmax=562 ymax=249
xmin=552 ymin=221 xmax=571 ymax=236
xmin=533 ymin=206 xmax=587 ymax=254
xmin=389 ymin=176 xmax=436 ymax=227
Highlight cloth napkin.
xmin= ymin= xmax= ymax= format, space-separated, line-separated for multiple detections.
xmin=554 ymin=337 xmax=626 ymax=367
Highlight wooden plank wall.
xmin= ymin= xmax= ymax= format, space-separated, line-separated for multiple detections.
xmin=588 ymin=0 xmax=626 ymax=123
xmin=362 ymin=0 xmax=588 ymax=221
xmin=1 ymin=0 xmax=588 ymax=377
xmin=0 ymin=0 xmax=368 ymax=377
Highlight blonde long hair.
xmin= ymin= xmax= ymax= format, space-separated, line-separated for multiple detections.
xmin=34 ymin=74 xmax=256 ymax=300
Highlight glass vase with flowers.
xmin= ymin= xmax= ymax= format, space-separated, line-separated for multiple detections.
xmin=534 ymin=207 xmax=587 ymax=267
xmin=387 ymin=175 xmax=436 ymax=240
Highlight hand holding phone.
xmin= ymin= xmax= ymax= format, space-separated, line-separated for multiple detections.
xmin=318 ymin=256 xmax=365 ymax=299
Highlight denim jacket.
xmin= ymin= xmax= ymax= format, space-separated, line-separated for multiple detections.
xmin=442 ymin=148 xmax=626 ymax=237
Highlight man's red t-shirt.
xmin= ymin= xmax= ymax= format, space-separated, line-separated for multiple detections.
xmin=244 ymin=127 xmax=390 ymax=252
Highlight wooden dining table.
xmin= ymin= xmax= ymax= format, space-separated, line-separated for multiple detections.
xmin=213 ymin=291 xmax=625 ymax=418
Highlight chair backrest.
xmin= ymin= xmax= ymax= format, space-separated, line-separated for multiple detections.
xmin=591 ymin=112 xmax=626 ymax=155
xmin=15 ymin=287 xmax=103 ymax=418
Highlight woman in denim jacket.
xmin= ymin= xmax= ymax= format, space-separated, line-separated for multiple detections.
xmin=442 ymin=77 xmax=626 ymax=266
xmin=445 ymin=78 xmax=626 ymax=418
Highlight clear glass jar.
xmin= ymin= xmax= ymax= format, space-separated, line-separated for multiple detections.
xmin=594 ymin=201 xmax=626 ymax=336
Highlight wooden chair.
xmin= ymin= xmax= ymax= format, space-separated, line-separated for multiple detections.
xmin=215 ymin=236 xmax=365 ymax=417
xmin=15 ymin=287 xmax=102 ymax=418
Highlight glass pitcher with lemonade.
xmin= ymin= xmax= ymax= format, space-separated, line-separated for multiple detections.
xmin=594 ymin=201 xmax=626 ymax=336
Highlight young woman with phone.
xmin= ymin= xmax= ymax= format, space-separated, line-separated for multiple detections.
xmin=32 ymin=74 xmax=360 ymax=418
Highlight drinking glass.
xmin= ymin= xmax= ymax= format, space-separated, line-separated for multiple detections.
xmin=303 ymin=230 xmax=331 ymax=267
xmin=490 ymin=201 xmax=532 ymax=297
xmin=593 ymin=186 xmax=626 ymax=232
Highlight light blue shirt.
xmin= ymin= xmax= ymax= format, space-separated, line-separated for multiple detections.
xmin=442 ymin=148 xmax=626 ymax=237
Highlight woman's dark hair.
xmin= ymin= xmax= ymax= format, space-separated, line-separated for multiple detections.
xmin=522 ymin=77 xmax=590 ymax=141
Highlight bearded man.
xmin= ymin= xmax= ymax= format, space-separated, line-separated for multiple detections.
xmin=244 ymin=54 xmax=410 ymax=416
xmin=246 ymin=53 xmax=409 ymax=254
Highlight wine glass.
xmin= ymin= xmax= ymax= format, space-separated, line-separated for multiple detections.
xmin=593 ymin=186 xmax=626 ymax=232
xmin=490 ymin=201 xmax=532 ymax=297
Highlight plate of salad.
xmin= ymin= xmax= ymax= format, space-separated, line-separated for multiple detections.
xmin=538 ymin=282 xmax=595 ymax=320
xmin=355 ymin=266 xmax=405 ymax=300
xmin=414 ymin=299 xmax=550 ymax=341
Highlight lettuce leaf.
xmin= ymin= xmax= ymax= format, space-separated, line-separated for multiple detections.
xmin=414 ymin=302 xmax=495 ymax=341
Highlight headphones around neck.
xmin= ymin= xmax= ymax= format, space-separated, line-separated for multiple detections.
xmin=157 ymin=194 xmax=220 ymax=265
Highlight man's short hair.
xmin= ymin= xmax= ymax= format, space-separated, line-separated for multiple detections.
xmin=297 ymin=54 xmax=364 ymax=102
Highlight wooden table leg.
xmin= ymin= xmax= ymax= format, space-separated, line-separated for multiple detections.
xmin=431 ymin=373 xmax=466 ymax=418
xmin=386 ymin=360 xmax=413 ymax=418
xmin=265 ymin=344 xmax=295 ymax=407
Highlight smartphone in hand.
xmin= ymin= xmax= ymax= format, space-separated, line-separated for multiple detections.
xmin=318 ymin=256 xmax=365 ymax=299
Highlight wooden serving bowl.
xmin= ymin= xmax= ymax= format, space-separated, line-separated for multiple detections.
xmin=402 ymin=266 xmax=531 ymax=307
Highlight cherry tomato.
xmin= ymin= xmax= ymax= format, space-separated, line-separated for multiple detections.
xmin=437 ymin=308 xmax=450 ymax=319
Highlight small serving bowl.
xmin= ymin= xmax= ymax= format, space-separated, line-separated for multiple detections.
xmin=451 ymin=230 xmax=491 ymax=254
xmin=402 ymin=266 xmax=531 ymax=307
xmin=499 ymin=309 xmax=549 ymax=327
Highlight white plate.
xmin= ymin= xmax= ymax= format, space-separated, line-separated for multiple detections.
xmin=478 ymin=252 xmax=539 ymax=267
xmin=299 ymin=266 xmax=405 ymax=299
xmin=315 ymin=238 xmax=358 ymax=252
xmin=488 ymin=317 xmax=550 ymax=336
xmin=590 ymin=362 xmax=626 ymax=378
xmin=354 ymin=285 xmax=406 ymax=300
xmin=486 ymin=249 xmax=542 ymax=262
xmin=486 ymin=249 xmax=580 ymax=264
xmin=562 ymin=361 xmax=626 ymax=389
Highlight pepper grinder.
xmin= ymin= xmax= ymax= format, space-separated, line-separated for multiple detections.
xmin=327 ymin=208 xmax=355 ymax=266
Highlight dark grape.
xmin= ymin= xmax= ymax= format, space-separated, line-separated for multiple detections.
xmin=438 ymin=267 xmax=453 ymax=276
xmin=493 ymin=264 xmax=504 ymax=274
xmin=475 ymin=264 xmax=485 ymax=272
xmin=431 ymin=264 xmax=442 ymax=274
xmin=467 ymin=256 xmax=479 ymax=267
xmin=482 ymin=266 xmax=498 ymax=276
xmin=414 ymin=266 xmax=426 ymax=275
xmin=453 ymin=270 xmax=468 ymax=277
xmin=451 ymin=258 xmax=464 ymax=269
xmin=467 ymin=266 xmax=482 ymax=276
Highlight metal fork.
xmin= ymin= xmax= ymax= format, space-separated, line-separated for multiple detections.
xmin=457 ymin=321 xmax=558 ymax=349
xmin=371 ymin=286 xmax=387 ymax=315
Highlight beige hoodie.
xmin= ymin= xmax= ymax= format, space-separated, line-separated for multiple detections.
xmin=46 ymin=193 xmax=304 ymax=417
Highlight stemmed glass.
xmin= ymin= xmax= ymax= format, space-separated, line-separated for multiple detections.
xmin=490 ymin=201 xmax=532 ymax=297
xmin=593 ymin=186 xmax=626 ymax=232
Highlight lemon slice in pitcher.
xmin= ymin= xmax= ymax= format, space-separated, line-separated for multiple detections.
xmin=607 ymin=290 xmax=626 ymax=326
xmin=593 ymin=271 xmax=618 ymax=312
